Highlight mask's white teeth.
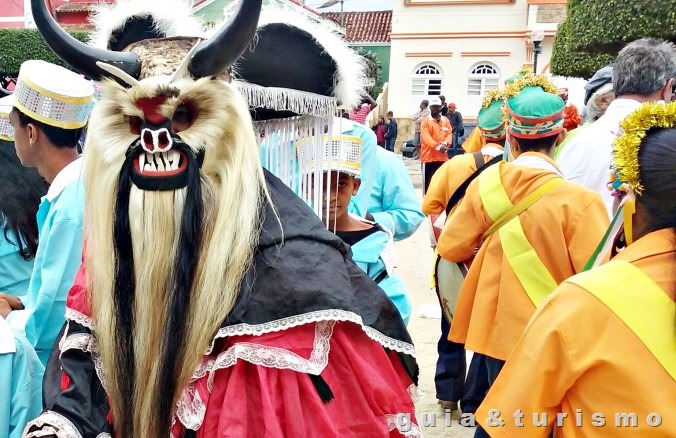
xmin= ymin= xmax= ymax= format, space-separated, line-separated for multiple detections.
xmin=139 ymin=153 xmax=146 ymax=171
xmin=158 ymin=156 xmax=166 ymax=172
xmin=148 ymin=161 xmax=157 ymax=172
xmin=169 ymin=151 xmax=179 ymax=170
xmin=144 ymin=163 xmax=151 ymax=172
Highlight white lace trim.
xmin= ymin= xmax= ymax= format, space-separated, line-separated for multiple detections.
xmin=57 ymin=330 xmax=109 ymax=393
xmin=386 ymin=413 xmax=424 ymax=437
xmin=176 ymin=383 xmax=207 ymax=432
xmin=66 ymin=306 xmax=415 ymax=358
xmin=407 ymin=384 xmax=421 ymax=403
xmin=175 ymin=321 xmax=335 ymax=431
xmin=23 ymin=410 xmax=84 ymax=438
xmin=65 ymin=307 xmax=93 ymax=329
xmin=206 ymin=319 xmax=334 ymax=389
xmin=59 ymin=333 xmax=98 ymax=357
xmin=207 ymin=309 xmax=416 ymax=357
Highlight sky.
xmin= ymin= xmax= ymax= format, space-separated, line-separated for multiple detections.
xmin=307 ymin=0 xmax=394 ymax=12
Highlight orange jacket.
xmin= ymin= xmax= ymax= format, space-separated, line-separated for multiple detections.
xmin=461 ymin=127 xmax=486 ymax=153
xmin=421 ymin=145 xmax=503 ymax=216
xmin=420 ymin=116 xmax=452 ymax=163
xmin=476 ymin=229 xmax=676 ymax=437
xmin=439 ymin=153 xmax=609 ymax=360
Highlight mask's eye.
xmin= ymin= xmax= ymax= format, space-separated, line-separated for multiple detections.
xmin=126 ymin=115 xmax=142 ymax=135
xmin=172 ymin=103 xmax=195 ymax=133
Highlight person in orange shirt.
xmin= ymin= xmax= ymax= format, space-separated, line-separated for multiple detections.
xmin=420 ymin=97 xmax=452 ymax=194
xmin=559 ymin=87 xmax=582 ymax=131
xmin=475 ymin=102 xmax=676 ymax=437
xmin=422 ymin=90 xmax=506 ymax=415
xmin=437 ymin=75 xmax=609 ymax=438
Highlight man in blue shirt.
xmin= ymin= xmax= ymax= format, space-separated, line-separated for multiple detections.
xmin=4 ymin=60 xmax=94 ymax=366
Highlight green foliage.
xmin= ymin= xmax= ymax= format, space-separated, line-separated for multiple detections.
xmin=356 ymin=47 xmax=383 ymax=98
xmin=568 ymin=0 xmax=676 ymax=54
xmin=551 ymin=18 xmax=615 ymax=79
xmin=0 ymin=28 xmax=89 ymax=77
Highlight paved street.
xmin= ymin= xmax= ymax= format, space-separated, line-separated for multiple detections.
xmin=395 ymin=157 xmax=476 ymax=437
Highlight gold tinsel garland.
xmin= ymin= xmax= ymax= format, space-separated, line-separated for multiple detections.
xmin=612 ymin=101 xmax=676 ymax=195
xmin=481 ymin=88 xmax=505 ymax=109
xmin=503 ymin=72 xmax=559 ymax=99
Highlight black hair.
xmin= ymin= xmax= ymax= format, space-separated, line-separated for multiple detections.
xmin=514 ymin=133 xmax=559 ymax=152
xmin=0 ymin=140 xmax=48 ymax=260
xmin=637 ymin=128 xmax=676 ymax=232
xmin=13 ymin=109 xmax=83 ymax=148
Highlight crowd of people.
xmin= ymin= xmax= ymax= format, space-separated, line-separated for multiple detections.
xmin=0 ymin=0 xmax=674 ymax=436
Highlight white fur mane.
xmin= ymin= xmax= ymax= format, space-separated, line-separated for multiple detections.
xmin=88 ymin=0 xmax=206 ymax=50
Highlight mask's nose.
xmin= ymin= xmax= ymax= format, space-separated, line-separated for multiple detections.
xmin=141 ymin=127 xmax=172 ymax=153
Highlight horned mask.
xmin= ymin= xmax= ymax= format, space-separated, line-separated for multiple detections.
xmin=33 ymin=0 xmax=272 ymax=437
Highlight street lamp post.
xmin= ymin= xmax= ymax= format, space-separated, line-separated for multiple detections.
xmin=531 ymin=30 xmax=545 ymax=74
xmin=318 ymin=0 xmax=345 ymax=27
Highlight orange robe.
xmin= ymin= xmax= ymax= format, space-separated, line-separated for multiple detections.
xmin=475 ymin=228 xmax=676 ymax=437
xmin=420 ymin=116 xmax=452 ymax=163
xmin=563 ymin=104 xmax=582 ymax=131
xmin=461 ymin=128 xmax=486 ymax=153
xmin=422 ymin=145 xmax=503 ymax=216
xmin=437 ymin=152 xmax=609 ymax=360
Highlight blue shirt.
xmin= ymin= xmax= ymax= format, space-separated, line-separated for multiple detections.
xmin=350 ymin=148 xmax=424 ymax=241
xmin=0 ymin=318 xmax=44 ymax=438
xmin=348 ymin=225 xmax=411 ymax=325
xmin=8 ymin=158 xmax=85 ymax=366
xmin=0 ymin=220 xmax=34 ymax=299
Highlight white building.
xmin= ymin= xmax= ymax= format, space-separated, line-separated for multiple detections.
xmin=388 ymin=0 xmax=567 ymax=121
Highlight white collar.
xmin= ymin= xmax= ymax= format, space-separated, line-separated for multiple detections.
xmin=480 ymin=145 xmax=504 ymax=158
xmin=47 ymin=157 xmax=83 ymax=202
xmin=0 ymin=317 xmax=16 ymax=354
xmin=512 ymin=154 xmax=564 ymax=178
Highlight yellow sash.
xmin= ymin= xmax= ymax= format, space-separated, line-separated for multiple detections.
xmin=479 ymin=164 xmax=562 ymax=307
xmin=566 ymin=260 xmax=676 ymax=380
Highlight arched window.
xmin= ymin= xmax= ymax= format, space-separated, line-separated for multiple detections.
xmin=466 ymin=62 xmax=501 ymax=116
xmin=411 ymin=63 xmax=443 ymax=100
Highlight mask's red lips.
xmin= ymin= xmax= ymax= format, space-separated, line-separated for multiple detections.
xmin=133 ymin=150 xmax=188 ymax=177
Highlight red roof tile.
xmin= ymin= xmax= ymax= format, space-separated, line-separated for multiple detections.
xmin=322 ymin=10 xmax=391 ymax=43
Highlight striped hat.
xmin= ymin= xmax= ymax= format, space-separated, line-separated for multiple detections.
xmin=478 ymin=89 xmax=506 ymax=141
xmin=297 ymin=134 xmax=363 ymax=177
xmin=0 ymin=95 xmax=14 ymax=141
xmin=504 ymin=74 xmax=564 ymax=139
xmin=12 ymin=60 xmax=95 ymax=130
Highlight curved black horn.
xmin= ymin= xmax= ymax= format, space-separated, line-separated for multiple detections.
xmin=31 ymin=0 xmax=141 ymax=81
xmin=188 ymin=0 xmax=262 ymax=78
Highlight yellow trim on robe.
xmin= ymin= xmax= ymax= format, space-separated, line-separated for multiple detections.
xmin=479 ymin=164 xmax=560 ymax=307
xmin=567 ymin=260 xmax=676 ymax=380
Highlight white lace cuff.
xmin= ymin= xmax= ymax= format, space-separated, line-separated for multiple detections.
xmin=23 ymin=411 xmax=83 ymax=438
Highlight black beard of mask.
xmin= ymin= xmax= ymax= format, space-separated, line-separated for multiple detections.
xmin=111 ymin=148 xmax=204 ymax=437
xmin=125 ymin=136 xmax=205 ymax=191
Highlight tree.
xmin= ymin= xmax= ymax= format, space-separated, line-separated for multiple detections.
xmin=356 ymin=48 xmax=383 ymax=98
xmin=551 ymin=0 xmax=675 ymax=78
xmin=551 ymin=18 xmax=615 ymax=79
xmin=0 ymin=28 xmax=89 ymax=77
